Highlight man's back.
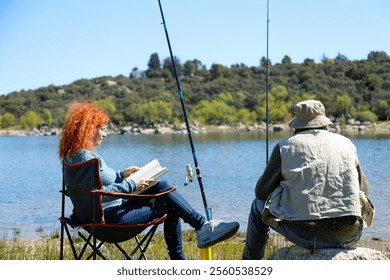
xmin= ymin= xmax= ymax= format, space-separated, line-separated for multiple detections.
xmin=273 ymin=129 xmax=361 ymax=221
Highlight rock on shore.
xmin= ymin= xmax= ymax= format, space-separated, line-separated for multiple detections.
xmin=269 ymin=245 xmax=388 ymax=260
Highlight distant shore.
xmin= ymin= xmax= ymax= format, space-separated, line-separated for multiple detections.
xmin=1 ymin=121 xmax=390 ymax=137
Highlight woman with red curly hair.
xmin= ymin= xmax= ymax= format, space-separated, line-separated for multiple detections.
xmin=59 ymin=102 xmax=110 ymax=159
xmin=59 ymin=101 xmax=239 ymax=260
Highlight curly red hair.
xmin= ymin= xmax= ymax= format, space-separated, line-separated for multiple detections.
xmin=59 ymin=101 xmax=109 ymax=160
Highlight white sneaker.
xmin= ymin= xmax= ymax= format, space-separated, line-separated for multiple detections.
xmin=197 ymin=220 xmax=239 ymax=248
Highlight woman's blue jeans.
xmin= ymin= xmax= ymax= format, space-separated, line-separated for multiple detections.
xmin=242 ymin=198 xmax=363 ymax=260
xmin=104 ymin=181 xmax=205 ymax=260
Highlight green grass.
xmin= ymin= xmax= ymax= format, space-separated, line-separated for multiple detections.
xmin=0 ymin=230 xmax=285 ymax=260
xmin=0 ymin=230 xmax=389 ymax=260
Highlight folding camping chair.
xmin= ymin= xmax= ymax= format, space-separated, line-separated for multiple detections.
xmin=59 ymin=157 xmax=175 ymax=260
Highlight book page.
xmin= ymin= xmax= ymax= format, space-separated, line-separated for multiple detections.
xmin=126 ymin=159 xmax=168 ymax=193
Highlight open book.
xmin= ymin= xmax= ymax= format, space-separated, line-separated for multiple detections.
xmin=126 ymin=159 xmax=168 ymax=194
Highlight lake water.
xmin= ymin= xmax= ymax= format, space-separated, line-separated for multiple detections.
xmin=0 ymin=130 xmax=389 ymax=241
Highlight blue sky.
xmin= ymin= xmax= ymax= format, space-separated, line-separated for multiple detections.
xmin=0 ymin=0 xmax=389 ymax=95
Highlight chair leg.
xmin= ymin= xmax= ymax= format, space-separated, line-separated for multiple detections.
xmin=112 ymin=242 xmax=133 ymax=260
xmin=131 ymin=224 xmax=159 ymax=260
xmin=61 ymin=224 xmax=161 ymax=260
xmin=105 ymin=225 xmax=159 ymax=260
xmin=79 ymin=231 xmax=107 ymax=260
xmin=85 ymin=241 xmax=107 ymax=260
xmin=60 ymin=221 xmax=65 ymax=260
xmin=62 ymin=223 xmax=80 ymax=259
xmin=93 ymin=227 xmax=97 ymax=260
xmin=62 ymin=224 xmax=107 ymax=260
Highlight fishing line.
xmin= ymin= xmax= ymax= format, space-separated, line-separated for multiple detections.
xmin=265 ymin=0 xmax=270 ymax=164
xmin=157 ymin=0 xmax=211 ymax=221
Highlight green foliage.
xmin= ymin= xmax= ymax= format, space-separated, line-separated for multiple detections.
xmin=375 ymin=100 xmax=390 ymax=120
xmin=236 ymin=108 xmax=258 ymax=124
xmin=355 ymin=110 xmax=378 ymax=123
xmin=194 ymin=99 xmax=235 ymax=125
xmin=257 ymin=85 xmax=291 ymax=122
xmin=1 ymin=113 xmax=16 ymax=128
xmin=95 ymin=98 xmax=117 ymax=115
xmin=335 ymin=94 xmax=353 ymax=116
xmin=138 ymin=100 xmax=173 ymax=124
xmin=41 ymin=109 xmax=53 ymax=125
xmin=19 ymin=110 xmax=41 ymax=129
xmin=0 ymin=50 xmax=389 ymax=129
xmin=147 ymin=53 xmax=161 ymax=71
xmin=153 ymin=100 xmax=173 ymax=123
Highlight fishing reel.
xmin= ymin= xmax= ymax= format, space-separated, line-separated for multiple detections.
xmin=184 ymin=164 xmax=194 ymax=186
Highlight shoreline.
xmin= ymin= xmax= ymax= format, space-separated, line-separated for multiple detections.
xmin=1 ymin=121 xmax=390 ymax=137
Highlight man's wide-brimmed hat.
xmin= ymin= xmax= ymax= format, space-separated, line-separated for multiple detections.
xmin=288 ymin=100 xmax=333 ymax=129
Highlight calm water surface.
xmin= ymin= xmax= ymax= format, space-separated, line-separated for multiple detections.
xmin=0 ymin=131 xmax=389 ymax=240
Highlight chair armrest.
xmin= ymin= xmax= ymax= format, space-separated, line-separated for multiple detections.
xmin=91 ymin=186 xmax=176 ymax=200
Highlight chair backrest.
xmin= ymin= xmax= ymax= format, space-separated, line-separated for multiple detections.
xmin=63 ymin=158 xmax=104 ymax=225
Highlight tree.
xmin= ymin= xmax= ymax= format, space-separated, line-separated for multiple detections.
xmin=281 ymin=55 xmax=292 ymax=65
xmin=355 ymin=110 xmax=378 ymax=123
xmin=335 ymin=94 xmax=353 ymax=117
xmin=365 ymin=74 xmax=383 ymax=92
xmin=139 ymin=100 xmax=173 ymax=124
xmin=162 ymin=56 xmax=182 ymax=78
xmin=95 ymin=98 xmax=117 ymax=116
xmin=367 ymin=51 xmax=390 ymax=63
xmin=260 ymin=56 xmax=272 ymax=68
xmin=216 ymin=92 xmax=234 ymax=105
xmin=42 ymin=109 xmax=53 ymax=125
xmin=1 ymin=113 xmax=16 ymax=128
xmin=335 ymin=52 xmax=348 ymax=62
xmin=375 ymin=100 xmax=389 ymax=120
xmin=303 ymin=58 xmax=315 ymax=66
xmin=257 ymin=85 xmax=291 ymax=123
xmin=183 ymin=60 xmax=197 ymax=77
xmin=147 ymin=53 xmax=161 ymax=71
xmin=146 ymin=53 xmax=162 ymax=78
xmin=194 ymin=99 xmax=236 ymax=125
xmin=183 ymin=59 xmax=203 ymax=77
xmin=196 ymin=65 xmax=211 ymax=79
xmin=209 ymin=64 xmax=229 ymax=80
xmin=236 ymin=108 xmax=257 ymax=124
xmin=320 ymin=54 xmax=328 ymax=63
xmin=19 ymin=110 xmax=41 ymax=128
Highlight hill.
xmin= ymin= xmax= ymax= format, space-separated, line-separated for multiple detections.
xmin=0 ymin=51 xmax=389 ymax=131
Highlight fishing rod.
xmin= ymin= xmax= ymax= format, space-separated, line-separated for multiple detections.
xmin=265 ymin=0 xmax=270 ymax=164
xmin=157 ymin=0 xmax=211 ymax=221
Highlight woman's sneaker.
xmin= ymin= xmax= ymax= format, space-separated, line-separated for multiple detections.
xmin=197 ymin=220 xmax=239 ymax=248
